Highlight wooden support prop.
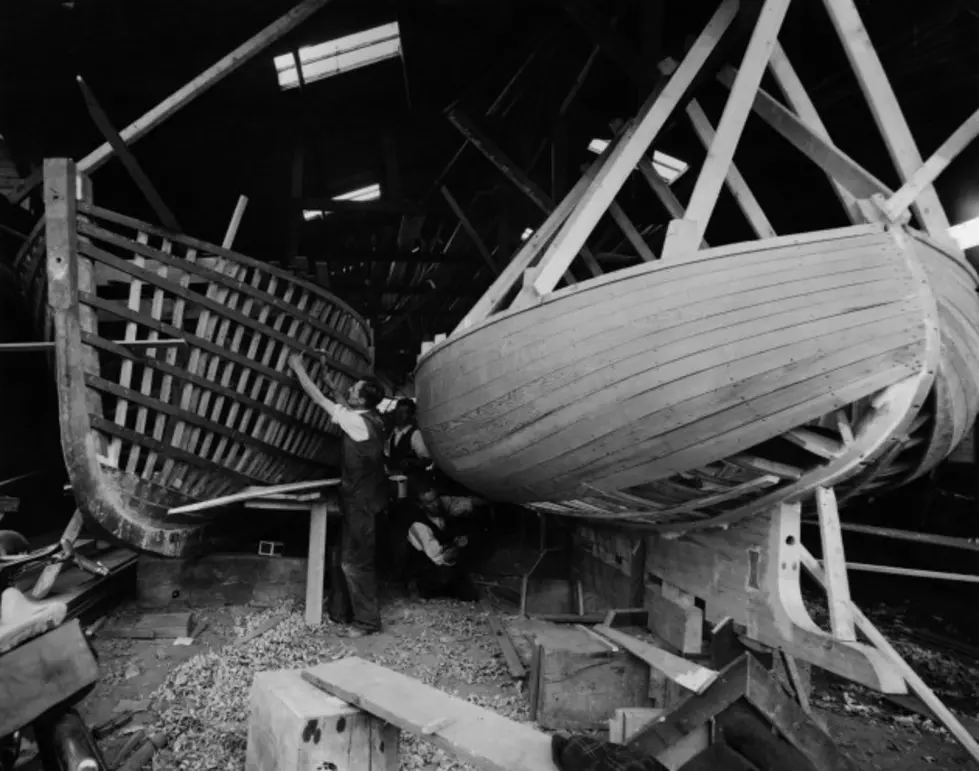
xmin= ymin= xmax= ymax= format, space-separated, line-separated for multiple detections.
xmin=817 ymin=561 xmax=979 ymax=584
xmin=815 ymin=486 xmax=855 ymax=641
xmin=440 ymin=186 xmax=501 ymax=276
xmin=820 ymin=0 xmax=951 ymax=238
xmin=305 ymin=500 xmax=328 ymax=627
xmin=454 ymin=158 xmax=599 ymax=331
xmin=167 ymin=478 xmax=340 ymax=515
xmin=801 ymin=520 xmax=979 ymax=553
xmin=684 ymin=99 xmax=776 ymax=239
xmin=30 ymin=510 xmax=85 ymax=600
xmin=222 ymin=195 xmax=249 ymax=249
xmin=446 ymin=109 xmax=602 ymax=278
xmin=800 ymin=546 xmax=979 ymax=765
xmin=767 ymin=44 xmax=862 ymax=224
xmin=302 ymin=657 xmax=555 ymax=771
xmin=884 ymin=103 xmax=979 ymax=221
xmin=592 ymin=625 xmax=717 ymax=693
xmin=76 ymin=75 xmax=182 ymax=232
xmin=661 ymin=0 xmax=791 ymax=260
xmin=531 ymin=0 xmax=739 ymax=296
xmin=0 ymin=338 xmax=186 ymax=353
xmin=714 ymin=63 xmax=892 ymax=201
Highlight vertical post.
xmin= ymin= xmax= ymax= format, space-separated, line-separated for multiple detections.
xmin=815 ymin=486 xmax=855 ymax=641
xmin=305 ymin=498 xmax=329 ymax=627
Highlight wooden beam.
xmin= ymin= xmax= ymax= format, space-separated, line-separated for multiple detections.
xmin=222 ymin=195 xmax=249 ymax=250
xmin=767 ymin=44 xmax=862 ymax=224
xmin=714 ymin=63 xmax=892 ymax=201
xmin=592 ymin=626 xmax=718 ymax=692
xmin=446 ymin=109 xmax=602 ymax=277
xmin=820 ymin=0 xmax=951 ymax=237
xmin=530 ymin=0 xmax=739 ymax=296
xmin=800 ymin=547 xmax=979 ymax=764
xmin=662 ymin=0 xmax=791 ymax=260
xmin=80 ymin=0 xmax=332 ymax=176
xmin=76 ymin=76 xmax=181 ymax=232
xmin=607 ymin=205 xmax=657 ymax=262
xmin=440 ymin=186 xmax=501 ymax=276
xmin=814 ymin=486 xmax=855 ymax=642
xmin=0 ymin=339 xmax=186 ymax=353
xmin=684 ymin=99 xmax=776 ymax=238
xmin=884 ymin=103 xmax=979 ymax=221
xmin=302 ymin=197 xmax=430 ymax=214
xmin=800 ymin=520 xmax=979 ymax=553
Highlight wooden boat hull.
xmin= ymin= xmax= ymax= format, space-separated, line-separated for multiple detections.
xmin=416 ymin=224 xmax=976 ymax=529
xmin=13 ymin=160 xmax=374 ymax=556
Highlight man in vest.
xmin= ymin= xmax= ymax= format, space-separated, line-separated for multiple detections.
xmin=386 ymin=399 xmax=431 ymax=476
xmin=403 ymin=483 xmax=482 ymax=601
xmin=291 ymin=354 xmax=389 ymax=637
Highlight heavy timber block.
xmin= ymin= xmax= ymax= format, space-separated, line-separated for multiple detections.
xmin=608 ymin=708 xmax=708 ymax=770
xmin=245 ymin=669 xmax=399 ymax=771
xmin=0 ymin=620 xmax=99 ymax=738
xmin=530 ymin=625 xmax=649 ymax=729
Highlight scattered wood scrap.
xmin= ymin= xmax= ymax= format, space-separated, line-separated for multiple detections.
xmin=103 ymin=611 xmax=194 ymax=640
xmin=485 ymin=609 xmax=526 ymax=679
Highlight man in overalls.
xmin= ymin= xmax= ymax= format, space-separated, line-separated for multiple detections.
xmin=291 ymin=354 xmax=389 ymax=637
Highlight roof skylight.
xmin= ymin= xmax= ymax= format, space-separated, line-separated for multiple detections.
xmin=520 ymin=227 xmax=534 ymax=241
xmin=274 ymin=22 xmax=401 ymax=90
xmin=303 ymin=183 xmax=382 ymax=220
xmin=587 ymin=139 xmax=689 ymax=184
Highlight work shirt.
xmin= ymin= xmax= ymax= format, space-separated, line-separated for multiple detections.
xmin=387 ymin=423 xmax=431 ymax=468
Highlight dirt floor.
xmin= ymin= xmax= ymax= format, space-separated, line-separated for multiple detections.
xmin=14 ymin=588 xmax=979 ymax=770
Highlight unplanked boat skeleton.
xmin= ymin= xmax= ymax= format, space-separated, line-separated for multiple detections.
xmin=415 ymin=0 xmax=979 ymax=761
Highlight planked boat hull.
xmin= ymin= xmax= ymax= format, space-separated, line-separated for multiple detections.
xmin=13 ymin=159 xmax=374 ymax=556
xmin=416 ymin=223 xmax=978 ymax=530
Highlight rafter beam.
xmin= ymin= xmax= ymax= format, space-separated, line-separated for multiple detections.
xmin=529 ymin=0 xmax=739 ymax=297
xmin=6 ymin=0 xmax=335 ymax=204
xmin=446 ymin=109 xmax=602 ymax=277
xmin=662 ymin=0 xmax=791 ymax=260
xmin=820 ymin=0 xmax=951 ymax=237
xmin=76 ymin=76 xmax=182 ymax=233
xmin=440 ymin=186 xmax=501 ymax=276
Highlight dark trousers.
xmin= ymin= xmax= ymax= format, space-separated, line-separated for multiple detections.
xmin=328 ymin=499 xmax=382 ymax=631
xmin=410 ymin=551 xmax=478 ymax=602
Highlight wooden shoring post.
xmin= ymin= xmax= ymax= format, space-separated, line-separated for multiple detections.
xmin=7 ymin=0 xmax=334 ymax=204
xmin=453 ymin=166 xmax=597 ymax=332
xmin=713 ymin=63 xmax=892 ymax=202
xmin=820 ymin=0 xmax=951 ymax=238
xmin=445 ymin=109 xmax=602 ymax=278
xmin=814 ymin=486 xmax=855 ymax=641
xmin=661 ymin=0 xmax=792 ymax=261
xmin=684 ymin=99 xmax=776 ymax=238
xmin=529 ymin=0 xmax=739 ymax=297
xmin=800 ymin=547 xmax=979 ymax=765
xmin=222 ymin=195 xmax=249 ymax=250
xmin=76 ymin=76 xmax=182 ymax=232
xmin=440 ymin=186 xmax=501 ymax=276
xmin=884 ymin=103 xmax=979 ymax=222
xmin=767 ymin=44 xmax=862 ymax=224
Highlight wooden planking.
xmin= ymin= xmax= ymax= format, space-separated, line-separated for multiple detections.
xmin=303 ymin=658 xmax=555 ymax=771
xmin=427 ymin=274 xmax=916 ymax=448
xmin=420 ymin=227 xmax=898 ymax=386
xmin=435 ymin=303 xmax=921 ymax=476
xmin=420 ymin=233 xmax=906 ymax=408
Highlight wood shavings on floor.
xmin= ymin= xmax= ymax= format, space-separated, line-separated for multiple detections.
xmin=139 ymin=597 xmax=526 ymax=771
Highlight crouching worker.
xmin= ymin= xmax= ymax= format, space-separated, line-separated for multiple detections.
xmin=404 ymin=484 xmax=482 ymax=602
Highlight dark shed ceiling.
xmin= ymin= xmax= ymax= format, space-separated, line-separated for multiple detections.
xmin=2 ymin=0 xmax=979 ymax=381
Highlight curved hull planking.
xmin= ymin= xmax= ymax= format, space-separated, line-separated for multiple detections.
xmin=416 ymin=224 xmax=969 ymax=530
xmin=14 ymin=159 xmax=373 ymax=556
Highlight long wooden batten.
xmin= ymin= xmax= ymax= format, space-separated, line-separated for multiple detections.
xmin=12 ymin=159 xmax=373 ymax=557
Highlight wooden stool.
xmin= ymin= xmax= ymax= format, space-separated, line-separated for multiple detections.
xmin=245 ymin=489 xmax=341 ymax=627
xmin=245 ymin=669 xmax=398 ymax=771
